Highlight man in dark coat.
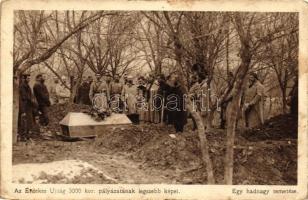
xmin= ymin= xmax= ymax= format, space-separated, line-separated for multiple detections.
xmin=156 ymin=74 xmax=171 ymax=124
xmin=33 ymin=74 xmax=51 ymax=126
xmin=167 ymin=75 xmax=187 ymax=133
xmin=76 ymin=76 xmax=92 ymax=105
xmin=19 ymin=73 xmax=36 ymax=141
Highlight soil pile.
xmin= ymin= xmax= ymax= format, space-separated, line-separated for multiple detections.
xmin=14 ymin=108 xmax=297 ymax=185
xmin=94 ymin=124 xmax=167 ymax=152
xmin=242 ymin=114 xmax=297 ymax=141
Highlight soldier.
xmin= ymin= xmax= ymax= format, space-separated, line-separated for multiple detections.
xmin=55 ymin=76 xmax=70 ymax=104
xmin=89 ymin=73 xmax=109 ymax=112
xmin=76 ymin=76 xmax=92 ymax=105
xmin=122 ymin=77 xmax=139 ymax=124
xmin=109 ymin=75 xmax=123 ymax=112
xmin=33 ymin=74 xmax=51 ymax=126
xmin=168 ymin=74 xmax=187 ymax=133
xmin=243 ymin=72 xmax=265 ymax=128
xmin=18 ymin=73 xmax=36 ymax=141
xmin=137 ymin=76 xmax=148 ymax=122
xmin=89 ymin=73 xmax=109 ymax=101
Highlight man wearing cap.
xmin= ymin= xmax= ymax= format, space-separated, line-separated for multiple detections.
xmin=55 ymin=76 xmax=70 ymax=104
xmin=243 ymin=72 xmax=265 ymax=128
xmin=18 ymin=73 xmax=36 ymax=141
xmin=89 ymin=73 xmax=109 ymax=110
xmin=33 ymin=74 xmax=51 ymax=126
xmin=109 ymin=75 xmax=124 ymax=112
xmin=122 ymin=76 xmax=139 ymax=123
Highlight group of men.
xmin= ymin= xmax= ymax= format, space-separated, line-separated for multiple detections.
xmin=17 ymin=65 xmax=271 ymax=141
xmin=18 ymin=73 xmax=51 ymax=141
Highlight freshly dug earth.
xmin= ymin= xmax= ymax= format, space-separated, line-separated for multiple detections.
xmin=13 ymin=104 xmax=297 ymax=185
xmin=241 ymin=114 xmax=297 ymax=141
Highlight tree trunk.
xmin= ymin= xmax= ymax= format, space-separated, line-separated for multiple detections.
xmin=224 ymin=93 xmax=241 ymax=184
xmin=70 ymin=76 xmax=82 ymax=103
xmin=13 ymin=78 xmax=19 ymax=143
xmin=187 ymin=100 xmax=215 ymax=184
xmin=205 ymin=110 xmax=214 ymax=131
xmin=281 ymin=88 xmax=287 ymax=114
xmin=163 ymin=11 xmax=215 ymax=183
xmin=223 ymin=60 xmax=250 ymax=184
xmin=223 ymin=13 xmax=252 ymax=184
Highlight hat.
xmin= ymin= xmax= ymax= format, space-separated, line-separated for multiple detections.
xmin=249 ymin=72 xmax=258 ymax=80
xmin=21 ymin=73 xmax=30 ymax=78
xmin=36 ymin=74 xmax=43 ymax=79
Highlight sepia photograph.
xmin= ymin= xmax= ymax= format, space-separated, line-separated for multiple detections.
xmin=1 ymin=0 xmax=307 ymax=199
xmin=11 ymin=9 xmax=299 ymax=185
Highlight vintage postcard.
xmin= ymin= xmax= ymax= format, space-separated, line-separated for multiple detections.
xmin=0 ymin=0 xmax=307 ymax=199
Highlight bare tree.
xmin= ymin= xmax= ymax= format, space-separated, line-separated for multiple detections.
xmin=13 ymin=10 xmax=106 ymax=139
xmin=223 ymin=12 xmax=298 ymax=184
xmin=260 ymin=13 xmax=298 ymax=113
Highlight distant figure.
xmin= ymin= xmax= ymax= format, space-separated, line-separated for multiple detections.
xmin=220 ymin=72 xmax=234 ymax=129
xmin=33 ymin=74 xmax=51 ymax=126
xmin=188 ymin=70 xmax=209 ymax=130
xmin=49 ymin=78 xmax=59 ymax=105
xmin=157 ymin=74 xmax=172 ymax=124
xmin=243 ymin=72 xmax=265 ymax=128
xmin=148 ymin=77 xmax=160 ymax=124
xmin=76 ymin=76 xmax=92 ymax=105
xmin=167 ymin=74 xmax=187 ymax=133
xmin=109 ymin=75 xmax=124 ymax=112
xmin=122 ymin=77 xmax=139 ymax=124
xmin=89 ymin=73 xmax=109 ymax=112
xmin=55 ymin=76 xmax=70 ymax=104
xmin=136 ymin=76 xmax=148 ymax=122
xmin=18 ymin=73 xmax=36 ymax=141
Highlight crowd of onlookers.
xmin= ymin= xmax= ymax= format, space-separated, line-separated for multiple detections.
xmin=16 ymin=71 xmax=191 ymax=141
xmin=16 ymin=63 xmax=298 ymax=142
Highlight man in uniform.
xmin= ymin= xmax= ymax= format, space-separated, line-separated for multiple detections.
xmin=109 ymin=75 xmax=124 ymax=112
xmin=18 ymin=73 xmax=36 ymax=141
xmin=243 ymin=72 xmax=265 ymax=128
xmin=89 ymin=73 xmax=109 ymax=112
xmin=33 ymin=74 xmax=51 ymax=126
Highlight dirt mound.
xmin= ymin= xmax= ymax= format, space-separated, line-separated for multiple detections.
xmin=17 ymin=107 xmax=297 ymax=185
xmin=94 ymin=124 xmax=173 ymax=152
xmin=134 ymin=132 xmax=202 ymax=170
xmin=241 ymin=114 xmax=297 ymax=141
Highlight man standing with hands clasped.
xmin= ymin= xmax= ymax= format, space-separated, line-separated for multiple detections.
xmin=33 ymin=74 xmax=51 ymax=126
xmin=19 ymin=73 xmax=36 ymax=141
xmin=243 ymin=72 xmax=265 ymax=128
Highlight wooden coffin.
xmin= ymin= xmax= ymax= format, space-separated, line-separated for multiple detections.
xmin=59 ymin=112 xmax=132 ymax=137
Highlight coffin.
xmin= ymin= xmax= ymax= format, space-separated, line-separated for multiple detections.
xmin=59 ymin=112 xmax=132 ymax=137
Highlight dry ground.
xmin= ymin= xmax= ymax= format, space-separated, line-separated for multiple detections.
xmin=12 ymin=104 xmax=297 ymax=185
